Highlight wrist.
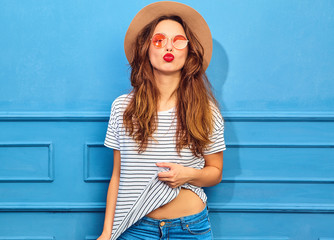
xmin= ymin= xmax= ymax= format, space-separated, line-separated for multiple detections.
xmin=102 ymin=228 xmax=112 ymax=236
xmin=186 ymin=166 xmax=199 ymax=185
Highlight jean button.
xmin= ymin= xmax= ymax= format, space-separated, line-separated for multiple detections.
xmin=160 ymin=221 xmax=165 ymax=227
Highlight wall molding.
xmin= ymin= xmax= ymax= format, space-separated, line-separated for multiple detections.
xmin=0 ymin=237 xmax=54 ymax=240
xmin=83 ymin=142 xmax=111 ymax=182
xmin=221 ymin=177 xmax=334 ymax=183
xmin=0 ymin=142 xmax=54 ymax=182
xmin=0 ymin=111 xmax=334 ymax=121
xmin=85 ymin=237 xmax=97 ymax=240
xmin=1 ymin=202 xmax=334 ymax=213
xmin=208 ymin=202 xmax=334 ymax=213
xmin=221 ymin=143 xmax=334 ymax=184
xmin=0 ymin=202 xmax=103 ymax=212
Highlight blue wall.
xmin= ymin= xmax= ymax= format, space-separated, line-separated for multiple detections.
xmin=0 ymin=0 xmax=333 ymax=239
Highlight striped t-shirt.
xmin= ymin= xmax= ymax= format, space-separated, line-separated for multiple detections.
xmin=104 ymin=93 xmax=226 ymax=240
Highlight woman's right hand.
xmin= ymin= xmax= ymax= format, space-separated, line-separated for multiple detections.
xmin=96 ymin=231 xmax=111 ymax=240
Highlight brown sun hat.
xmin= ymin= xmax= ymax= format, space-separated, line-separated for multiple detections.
xmin=124 ymin=1 xmax=213 ymax=71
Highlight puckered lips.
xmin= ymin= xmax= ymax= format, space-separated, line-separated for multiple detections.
xmin=163 ymin=53 xmax=174 ymax=62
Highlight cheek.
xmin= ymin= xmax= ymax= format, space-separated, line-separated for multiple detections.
xmin=180 ymin=48 xmax=188 ymax=62
xmin=148 ymin=47 xmax=160 ymax=64
xmin=184 ymin=50 xmax=189 ymax=60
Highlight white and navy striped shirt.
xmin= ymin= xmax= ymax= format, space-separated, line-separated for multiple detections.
xmin=104 ymin=93 xmax=226 ymax=240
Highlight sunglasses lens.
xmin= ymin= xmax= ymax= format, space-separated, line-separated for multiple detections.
xmin=173 ymin=35 xmax=188 ymax=49
xmin=152 ymin=33 xmax=166 ymax=48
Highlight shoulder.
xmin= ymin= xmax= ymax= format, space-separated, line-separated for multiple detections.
xmin=112 ymin=92 xmax=133 ymax=106
xmin=209 ymin=100 xmax=224 ymax=124
xmin=110 ymin=92 xmax=134 ymax=112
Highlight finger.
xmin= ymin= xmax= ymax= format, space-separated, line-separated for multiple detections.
xmin=158 ymin=173 xmax=172 ymax=180
xmin=167 ymin=182 xmax=179 ymax=188
xmin=158 ymin=178 xmax=170 ymax=182
xmin=158 ymin=171 xmax=173 ymax=178
xmin=156 ymin=162 xmax=175 ymax=168
xmin=162 ymin=181 xmax=176 ymax=188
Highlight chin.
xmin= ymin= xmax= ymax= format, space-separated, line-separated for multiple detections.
xmin=160 ymin=69 xmax=182 ymax=75
xmin=156 ymin=65 xmax=183 ymax=73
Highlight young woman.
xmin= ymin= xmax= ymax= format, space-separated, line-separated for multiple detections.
xmin=98 ymin=2 xmax=226 ymax=240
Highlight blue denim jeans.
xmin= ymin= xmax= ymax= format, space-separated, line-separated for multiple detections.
xmin=117 ymin=204 xmax=213 ymax=240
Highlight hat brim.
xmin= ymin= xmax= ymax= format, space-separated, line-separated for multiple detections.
xmin=124 ymin=1 xmax=213 ymax=71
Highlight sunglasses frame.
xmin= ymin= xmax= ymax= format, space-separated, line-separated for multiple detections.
xmin=150 ymin=32 xmax=189 ymax=50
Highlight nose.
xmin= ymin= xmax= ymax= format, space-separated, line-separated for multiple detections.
xmin=165 ymin=37 xmax=173 ymax=52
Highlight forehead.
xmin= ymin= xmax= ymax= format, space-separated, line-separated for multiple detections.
xmin=153 ymin=20 xmax=186 ymax=36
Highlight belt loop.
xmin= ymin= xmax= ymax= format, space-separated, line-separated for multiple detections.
xmin=180 ymin=217 xmax=188 ymax=230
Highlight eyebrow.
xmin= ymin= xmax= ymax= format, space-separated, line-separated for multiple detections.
xmin=153 ymin=32 xmax=187 ymax=37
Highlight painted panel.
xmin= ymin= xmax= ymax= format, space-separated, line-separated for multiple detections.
xmin=0 ymin=143 xmax=53 ymax=182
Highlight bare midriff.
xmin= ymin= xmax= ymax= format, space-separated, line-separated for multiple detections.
xmin=145 ymin=188 xmax=206 ymax=219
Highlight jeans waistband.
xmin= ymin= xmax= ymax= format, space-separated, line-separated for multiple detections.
xmin=138 ymin=204 xmax=209 ymax=228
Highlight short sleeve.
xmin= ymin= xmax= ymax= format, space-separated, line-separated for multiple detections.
xmin=203 ymin=106 xmax=226 ymax=155
xmin=104 ymin=100 xmax=121 ymax=150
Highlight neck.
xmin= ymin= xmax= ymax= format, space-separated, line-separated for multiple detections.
xmin=153 ymin=70 xmax=181 ymax=108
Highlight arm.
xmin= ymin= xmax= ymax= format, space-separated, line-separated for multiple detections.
xmin=101 ymin=149 xmax=121 ymax=237
xmin=156 ymin=150 xmax=223 ymax=188
xmin=187 ymin=151 xmax=223 ymax=187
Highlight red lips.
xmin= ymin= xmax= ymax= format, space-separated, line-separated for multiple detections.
xmin=163 ymin=53 xmax=174 ymax=62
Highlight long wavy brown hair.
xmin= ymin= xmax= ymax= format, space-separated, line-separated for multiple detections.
xmin=123 ymin=15 xmax=222 ymax=158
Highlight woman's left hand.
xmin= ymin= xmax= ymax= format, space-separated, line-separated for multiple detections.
xmin=156 ymin=162 xmax=192 ymax=188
